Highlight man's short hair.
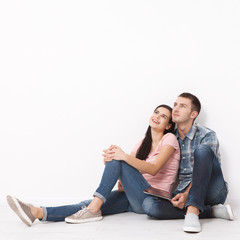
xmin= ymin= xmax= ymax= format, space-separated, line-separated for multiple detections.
xmin=179 ymin=92 xmax=201 ymax=114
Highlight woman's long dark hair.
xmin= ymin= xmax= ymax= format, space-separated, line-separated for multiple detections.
xmin=135 ymin=104 xmax=175 ymax=161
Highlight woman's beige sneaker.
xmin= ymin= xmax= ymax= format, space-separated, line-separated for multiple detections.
xmin=6 ymin=195 xmax=36 ymax=226
xmin=65 ymin=207 xmax=102 ymax=224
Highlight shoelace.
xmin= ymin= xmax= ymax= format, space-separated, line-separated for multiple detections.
xmin=73 ymin=206 xmax=89 ymax=217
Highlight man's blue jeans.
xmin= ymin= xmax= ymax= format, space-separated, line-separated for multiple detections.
xmin=142 ymin=145 xmax=228 ymax=219
xmin=42 ymin=160 xmax=150 ymax=221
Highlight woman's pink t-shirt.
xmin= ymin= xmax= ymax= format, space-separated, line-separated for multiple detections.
xmin=132 ymin=133 xmax=180 ymax=193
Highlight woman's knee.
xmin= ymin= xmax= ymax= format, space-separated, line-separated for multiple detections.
xmin=121 ymin=161 xmax=132 ymax=170
xmin=106 ymin=159 xmax=122 ymax=168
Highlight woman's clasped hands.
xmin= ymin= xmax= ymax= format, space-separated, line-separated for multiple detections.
xmin=102 ymin=145 xmax=127 ymax=164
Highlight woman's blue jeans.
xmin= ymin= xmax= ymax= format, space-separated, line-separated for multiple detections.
xmin=42 ymin=160 xmax=150 ymax=221
xmin=142 ymin=145 xmax=228 ymax=219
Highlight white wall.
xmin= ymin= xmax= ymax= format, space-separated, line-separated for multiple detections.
xmin=0 ymin=0 xmax=239 ymax=205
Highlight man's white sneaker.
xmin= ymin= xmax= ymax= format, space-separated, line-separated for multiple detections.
xmin=213 ymin=204 xmax=234 ymax=220
xmin=183 ymin=213 xmax=201 ymax=233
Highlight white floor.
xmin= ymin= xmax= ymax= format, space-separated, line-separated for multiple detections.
xmin=1 ymin=201 xmax=240 ymax=240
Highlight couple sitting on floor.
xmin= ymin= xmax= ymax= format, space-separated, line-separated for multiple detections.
xmin=7 ymin=92 xmax=233 ymax=233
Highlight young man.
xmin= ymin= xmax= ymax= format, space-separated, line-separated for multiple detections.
xmin=142 ymin=92 xmax=233 ymax=233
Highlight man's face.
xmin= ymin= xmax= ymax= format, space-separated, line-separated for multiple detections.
xmin=172 ymin=97 xmax=193 ymax=124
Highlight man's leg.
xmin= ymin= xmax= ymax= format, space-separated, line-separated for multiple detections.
xmin=143 ymin=145 xmax=230 ymax=232
xmin=142 ymin=196 xmax=186 ymax=219
xmin=186 ymin=145 xmax=227 ymax=212
xmin=184 ymin=145 xmax=228 ymax=232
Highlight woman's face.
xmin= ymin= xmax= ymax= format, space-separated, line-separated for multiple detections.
xmin=149 ymin=107 xmax=171 ymax=132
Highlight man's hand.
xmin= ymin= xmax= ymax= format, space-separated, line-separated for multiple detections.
xmin=171 ymin=192 xmax=188 ymax=209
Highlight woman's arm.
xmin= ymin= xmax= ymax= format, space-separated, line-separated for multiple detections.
xmin=103 ymin=145 xmax=176 ymax=176
xmin=125 ymin=145 xmax=175 ymax=175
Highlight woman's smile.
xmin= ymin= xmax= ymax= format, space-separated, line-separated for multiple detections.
xmin=152 ymin=118 xmax=160 ymax=124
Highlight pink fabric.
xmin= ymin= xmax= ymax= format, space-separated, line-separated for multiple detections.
xmin=132 ymin=133 xmax=180 ymax=192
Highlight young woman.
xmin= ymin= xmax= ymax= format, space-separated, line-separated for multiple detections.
xmin=7 ymin=104 xmax=180 ymax=226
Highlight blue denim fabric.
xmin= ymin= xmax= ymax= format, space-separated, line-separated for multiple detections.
xmin=175 ymin=123 xmax=221 ymax=192
xmin=42 ymin=160 xmax=150 ymax=221
xmin=95 ymin=160 xmax=150 ymax=213
xmin=142 ymin=145 xmax=228 ymax=219
xmin=42 ymin=191 xmax=131 ymax=222
xmin=185 ymin=145 xmax=228 ymax=212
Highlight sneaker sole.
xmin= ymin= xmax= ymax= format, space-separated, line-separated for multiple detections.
xmin=65 ymin=216 xmax=103 ymax=224
xmin=226 ymin=205 xmax=234 ymax=221
xmin=183 ymin=226 xmax=201 ymax=233
xmin=7 ymin=195 xmax=32 ymax=226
